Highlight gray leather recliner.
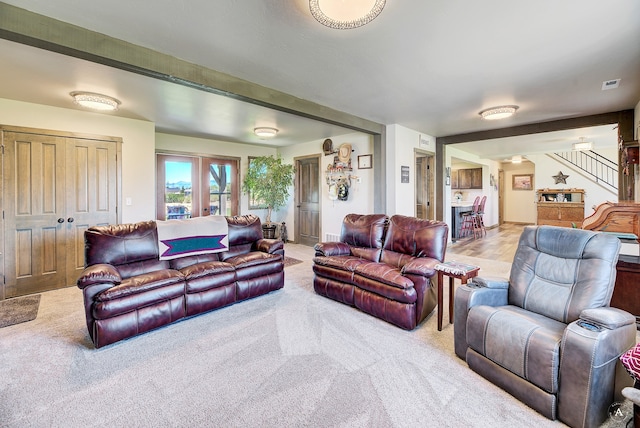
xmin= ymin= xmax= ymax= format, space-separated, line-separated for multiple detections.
xmin=454 ymin=225 xmax=636 ymax=428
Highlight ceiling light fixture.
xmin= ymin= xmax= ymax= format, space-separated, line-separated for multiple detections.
xmin=572 ymin=137 xmax=593 ymax=151
xmin=71 ymin=91 xmax=120 ymax=111
xmin=254 ymin=127 xmax=279 ymax=138
xmin=479 ymin=105 xmax=519 ymax=121
xmin=511 ymin=155 xmax=522 ymax=164
xmin=309 ymin=0 xmax=386 ymax=29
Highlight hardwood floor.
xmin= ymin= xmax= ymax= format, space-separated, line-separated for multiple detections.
xmin=447 ymin=222 xmax=531 ymax=263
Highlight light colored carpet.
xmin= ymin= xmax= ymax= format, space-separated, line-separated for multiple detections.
xmin=0 ymin=244 xmax=629 ymax=427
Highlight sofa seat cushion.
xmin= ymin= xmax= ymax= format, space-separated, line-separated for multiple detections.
xmin=225 ymin=251 xmax=279 ymax=269
xmin=353 ymin=273 xmax=417 ymax=303
xmin=179 ymin=261 xmax=236 ymax=294
xmin=93 ymin=270 xmax=185 ymax=319
xmin=312 ymin=255 xmax=372 ymax=273
xmin=354 ymin=262 xmax=413 ymax=290
xmin=467 ymin=305 xmax=565 ymax=394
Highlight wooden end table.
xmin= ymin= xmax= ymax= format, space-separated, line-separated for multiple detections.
xmin=435 ymin=261 xmax=480 ymax=331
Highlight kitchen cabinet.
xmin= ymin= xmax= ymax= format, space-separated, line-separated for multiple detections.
xmin=452 ymin=168 xmax=482 ymax=189
xmin=535 ymin=188 xmax=585 ymax=228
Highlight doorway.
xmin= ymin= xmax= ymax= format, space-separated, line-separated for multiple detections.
xmin=415 ymin=152 xmax=434 ymax=219
xmin=295 ymin=155 xmax=320 ymax=246
xmin=2 ymin=127 xmax=121 ymax=298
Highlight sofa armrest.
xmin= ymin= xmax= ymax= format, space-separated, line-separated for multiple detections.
xmin=558 ymin=307 xmax=637 ymax=427
xmin=255 ymin=238 xmax=284 ymax=254
xmin=314 ymin=242 xmax=351 ymax=257
xmin=453 ymin=277 xmax=509 ymax=360
xmin=402 ymin=257 xmax=438 ymax=277
xmin=76 ymin=264 xmax=121 ymax=290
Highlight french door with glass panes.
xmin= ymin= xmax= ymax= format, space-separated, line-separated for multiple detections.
xmin=156 ymin=154 xmax=238 ymax=220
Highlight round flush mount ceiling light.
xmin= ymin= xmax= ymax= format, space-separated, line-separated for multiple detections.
xmin=309 ymin=0 xmax=386 ymax=29
xmin=479 ymin=105 xmax=519 ymax=121
xmin=71 ymin=92 xmax=120 ymax=111
xmin=254 ymin=127 xmax=279 ymax=138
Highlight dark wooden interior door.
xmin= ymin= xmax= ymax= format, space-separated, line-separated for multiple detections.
xmin=296 ymin=156 xmax=320 ymax=246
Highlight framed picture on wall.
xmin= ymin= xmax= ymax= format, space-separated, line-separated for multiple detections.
xmin=512 ymin=174 xmax=533 ymax=190
xmin=358 ymin=154 xmax=372 ymax=169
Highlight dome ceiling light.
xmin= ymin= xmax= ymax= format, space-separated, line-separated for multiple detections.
xmin=71 ymin=92 xmax=120 ymax=111
xmin=479 ymin=105 xmax=519 ymax=121
xmin=309 ymin=0 xmax=386 ymax=30
xmin=572 ymin=137 xmax=593 ymax=151
xmin=254 ymin=127 xmax=279 ymax=138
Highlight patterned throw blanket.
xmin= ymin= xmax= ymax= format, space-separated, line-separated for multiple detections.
xmin=156 ymin=216 xmax=229 ymax=260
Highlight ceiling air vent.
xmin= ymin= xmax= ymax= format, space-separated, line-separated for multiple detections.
xmin=602 ymin=79 xmax=621 ymax=90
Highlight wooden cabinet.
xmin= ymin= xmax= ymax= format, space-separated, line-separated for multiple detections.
xmin=452 ymin=168 xmax=482 ymax=189
xmin=535 ymin=189 xmax=585 ymax=228
xmin=612 ymin=255 xmax=640 ymax=326
xmin=450 ymin=170 xmax=458 ymax=189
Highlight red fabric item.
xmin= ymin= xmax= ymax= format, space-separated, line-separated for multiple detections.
xmin=620 ymin=343 xmax=640 ymax=380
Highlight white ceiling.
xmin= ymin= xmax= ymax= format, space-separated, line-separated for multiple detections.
xmin=0 ymin=1 xmax=638 ymax=155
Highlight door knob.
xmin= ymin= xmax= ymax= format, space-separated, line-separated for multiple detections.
xmin=67 ymin=217 xmax=74 ymax=223
xmin=57 ymin=218 xmax=64 ymax=223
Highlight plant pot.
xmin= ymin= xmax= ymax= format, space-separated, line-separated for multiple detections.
xmin=262 ymin=224 xmax=277 ymax=239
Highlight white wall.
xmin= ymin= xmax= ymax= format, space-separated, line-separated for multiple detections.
xmin=528 ymin=151 xmax=618 ymax=218
xmin=279 ymin=132 xmax=374 ymax=241
xmin=500 ymin=162 xmax=537 ymax=223
xmin=0 ymin=98 xmax=156 ymax=223
xmin=155 ymin=133 xmax=277 ymax=216
xmin=385 ymin=124 xmax=436 ymax=216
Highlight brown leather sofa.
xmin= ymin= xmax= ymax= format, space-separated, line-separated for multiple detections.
xmin=312 ymin=214 xmax=448 ymax=330
xmin=77 ymin=214 xmax=284 ymax=348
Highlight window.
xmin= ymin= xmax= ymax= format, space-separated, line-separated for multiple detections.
xmin=156 ymin=154 xmax=239 ymax=220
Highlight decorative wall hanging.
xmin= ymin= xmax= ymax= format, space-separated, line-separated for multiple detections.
xmin=323 ymin=138 xmax=334 ymax=155
xmin=512 ymin=174 xmax=533 ymax=190
xmin=338 ymin=143 xmax=352 ymax=164
xmin=553 ymin=171 xmax=569 ymax=184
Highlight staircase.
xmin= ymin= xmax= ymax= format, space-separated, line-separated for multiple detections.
xmin=552 ymin=150 xmax=618 ymax=192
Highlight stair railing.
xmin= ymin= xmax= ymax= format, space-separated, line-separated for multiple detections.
xmin=553 ymin=150 xmax=617 ymax=191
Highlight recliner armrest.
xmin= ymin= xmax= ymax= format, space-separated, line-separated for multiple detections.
xmin=559 ymin=307 xmax=636 ymax=427
xmin=402 ymin=257 xmax=437 ymax=277
xmin=77 ymin=264 xmax=121 ymax=289
xmin=453 ymin=278 xmax=509 ymax=360
xmin=314 ymin=242 xmax=351 ymax=257
xmin=578 ymin=307 xmax=636 ymax=330
xmin=468 ymin=276 xmax=509 ymax=289
xmin=255 ymin=238 xmax=284 ymax=254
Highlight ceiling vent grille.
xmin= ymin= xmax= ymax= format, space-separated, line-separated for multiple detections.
xmin=602 ymin=79 xmax=621 ymax=90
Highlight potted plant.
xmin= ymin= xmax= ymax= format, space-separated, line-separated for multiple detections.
xmin=242 ymin=155 xmax=295 ymax=238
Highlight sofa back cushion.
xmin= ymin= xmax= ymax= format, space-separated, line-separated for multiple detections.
xmin=509 ymin=225 xmax=620 ymax=323
xmin=219 ymin=214 xmax=263 ymax=260
xmin=340 ymin=214 xmax=389 ymax=249
xmin=85 ymin=220 xmax=161 ymax=267
xmin=380 ymin=215 xmax=448 ymax=264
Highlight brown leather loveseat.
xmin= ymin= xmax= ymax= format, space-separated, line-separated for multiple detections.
xmin=313 ymin=214 xmax=448 ymax=330
xmin=77 ymin=214 xmax=284 ymax=348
